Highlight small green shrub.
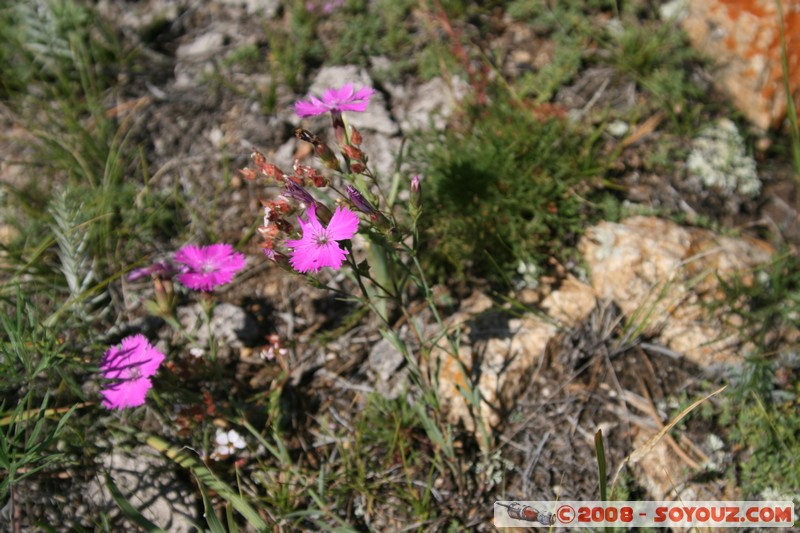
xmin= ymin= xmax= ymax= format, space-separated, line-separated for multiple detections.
xmin=0 ymin=0 xmax=119 ymax=98
xmin=605 ymin=17 xmax=703 ymax=120
xmin=714 ymin=252 xmax=800 ymax=497
xmin=412 ymin=96 xmax=613 ymax=285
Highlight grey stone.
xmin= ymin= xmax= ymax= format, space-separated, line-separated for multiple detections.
xmin=175 ymin=31 xmax=226 ymax=60
xmin=389 ymin=76 xmax=467 ymax=132
xmin=86 ymin=446 xmax=197 ymax=532
xmin=368 ymin=334 xmax=407 ymax=398
xmin=177 ymin=302 xmax=259 ymax=360
xmin=218 ymin=0 xmax=280 ymax=17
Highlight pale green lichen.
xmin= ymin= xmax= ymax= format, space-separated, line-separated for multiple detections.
xmin=686 ymin=118 xmax=761 ymax=197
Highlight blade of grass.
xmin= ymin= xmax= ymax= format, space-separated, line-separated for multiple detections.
xmin=142 ymin=433 xmax=268 ymax=530
xmin=594 ymin=429 xmax=607 ymax=502
xmin=105 ymin=473 xmax=168 ymax=533
xmin=196 ymin=475 xmax=227 ymax=533
xmin=610 ymin=385 xmax=726 ymax=497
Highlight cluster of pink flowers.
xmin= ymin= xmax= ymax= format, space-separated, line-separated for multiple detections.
xmin=103 ymin=244 xmax=247 ymax=409
xmin=240 ymin=83 xmax=389 ymax=274
xmin=102 ymin=83 xmax=413 ymax=410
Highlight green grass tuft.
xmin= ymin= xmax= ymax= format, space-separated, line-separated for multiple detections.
xmin=412 ymin=96 xmax=613 ymax=286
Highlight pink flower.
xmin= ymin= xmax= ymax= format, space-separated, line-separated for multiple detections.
xmin=100 ymin=334 xmax=165 ymax=409
xmin=174 ymin=243 xmax=246 ymax=291
xmin=294 ymin=84 xmax=375 ymax=118
xmin=285 ymin=204 xmax=359 ymax=273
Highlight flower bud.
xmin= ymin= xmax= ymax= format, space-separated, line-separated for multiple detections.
xmin=296 ymin=128 xmax=340 ymax=171
xmin=128 ymin=260 xmax=178 ymax=282
xmin=350 ymin=126 xmax=363 ymax=146
xmin=350 ymin=162 xmax=366 ymax=174
xmin=283 ymin=180 xmax=315 ymax=206
xmin=239 ymin=168 xmax=258 ymax=181
xmin=262 ymin=164 xmax=286 ymax=181
xmin=258 ymin=224 xmax=281 ymax=248
xmin=263 ymin=248 xmax=293 ymax=272
xmin=346 ymin=186 xmax=392 ymax=229
xmin=260 ymin=198 xmax=291 ymax=220
xmin=342 ymin=144 xmax=364 ymax=161
xmin=311 ymin=172 xmax=329 ymax=187
xmin=346 ymin=185 xmax=377 ymax=215
xmin=314 ymin=142 xmax=340 ymax=171
xmin=410 ymin=174 xmax=422 ymax=213
xmin=251 ymin=151 xmax=267 ymax=167
xmin=411 ymin=174 xmax=421 ymax=194
xmin=153 ymin=277 xmax=177 ymax=317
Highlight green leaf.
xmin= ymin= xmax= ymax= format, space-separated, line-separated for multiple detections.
xmin=196 ymin=476 xmax=226 ymax=533
xmin=143 ymin=433 xmax=268 ymax=530
xmin=105 ymin=473 xmax=167 ymax=533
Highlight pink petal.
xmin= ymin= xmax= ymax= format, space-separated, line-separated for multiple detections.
xmin=289 ymin=241 xmax=321 ymax=272
xmin=101 ymin=334 xmax=165 ymax=379
xmin=327 ymin=207 xmax=359 ymax=241
xmin=314 ymin=242 xmax=349 ymax=270
xmin=284 ymin=205 xmax=357 ymax=273
xmin=173 ymin=243 xmax=246 ymax=291
xmin=288 ymin=205 xmax=324 ymax=243
xmin=295 ymin=96 xmax=328 ymax=117
xmin=337 ymin=87 xmax=375 ymax=112
xmin=177 ymin=271 xmax=222 ymax=291
xmin=101 ymin=377 xmax=152 ymax=409
xmin=333 ymin=83 xmax=355 ymax=107
xmin=174 ymin=245 xmax=204 ymax=269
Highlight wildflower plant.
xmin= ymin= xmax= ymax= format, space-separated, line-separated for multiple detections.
xmin=107 ymin=242 xmax=247 ymax=411
xmin=243 ymin=83 xmax=454 ymax=396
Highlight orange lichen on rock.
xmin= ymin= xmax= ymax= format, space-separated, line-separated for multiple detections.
xmin=684 ymin=0 xmax=800 ymax=129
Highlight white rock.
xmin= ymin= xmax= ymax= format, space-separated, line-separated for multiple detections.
xmin=607 ymin=119 xmax=629 ymax=137
xmin=86 ymin=446 xmax=196 ymax=531
xmin=217 ymin=0 xmax=280 ymax=16
xmin=391 ymin=76 xmax=467 ymax=132
xmin=176 ymin=31 xmax=225 ymax=60
xmin=579 ymin=216 xmax=773 ymax=366
xmin=659 ymin=0 xmax=689 ymax=21
xmin=177 ymin=303 xmax=259 ymax=360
